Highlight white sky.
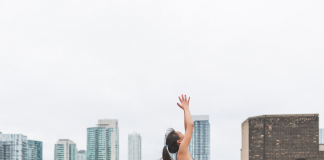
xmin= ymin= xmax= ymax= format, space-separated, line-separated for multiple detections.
xmin=0 ymin=0 xmax=324 ymax=160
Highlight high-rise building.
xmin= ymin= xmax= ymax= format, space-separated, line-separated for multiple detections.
xmin=0 ymin=142 xmax=2 ymax=159
xmin=27 ymin=140 xmax=42 ymax=160
xmin=87 ymin=119 xmax=119 ymax=160
xmin=320 ymin=128 xmax=324 ymax=144
xmin=54 ymin=139 xmax=78 ymax=160
xmin=0 ymin=132 xmax=2 ymax=160
xmin=164 ymin=131 xmax=177 ymax=160
xmin=189 ymin=115 xmax=210 ymax=160
xmin=241 ymin=114 xmax=324 ymax=160
xmin=87 ymin=127 xmax=107 ymax=160
xmin=77 ymin=150 xmax=86 ymax=160
xmin=128 ymin=132 xmax=141 ymax=160
xmin=0 ymin=132 xmax=28 ymax=160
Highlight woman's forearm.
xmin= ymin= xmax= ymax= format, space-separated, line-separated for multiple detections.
xmin=184 ymin=108 xmax=194 ymax=128
xmin=184 ymin=111 xmax=187 ymax=131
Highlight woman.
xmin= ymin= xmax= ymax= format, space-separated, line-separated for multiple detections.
xmin=162 ymin=95 xmax=194 ymax=160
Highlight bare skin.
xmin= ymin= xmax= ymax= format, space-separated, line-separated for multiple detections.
xmin=176 ymin=95 xmax=194 ymax=160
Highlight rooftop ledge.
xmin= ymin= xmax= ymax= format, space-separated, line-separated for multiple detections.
xmin=242 ymin=114 xmax=319 ymax=125
xmin=248 ymin=113 xmax=318 ymax=119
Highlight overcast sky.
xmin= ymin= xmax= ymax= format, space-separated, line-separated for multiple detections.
xmin=1 ymin=0 xmax=324 ymax=160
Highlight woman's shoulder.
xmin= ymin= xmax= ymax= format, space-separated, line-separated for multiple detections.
xmin=177 ymin=152 xmax=193 ymax=160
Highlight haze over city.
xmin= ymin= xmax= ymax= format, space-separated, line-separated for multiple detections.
xmin=1 ymin=0 xmax=324 ymax=160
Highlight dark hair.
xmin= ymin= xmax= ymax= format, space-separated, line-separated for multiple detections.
xmin=161 ymin=128 xmax=180 ymax=160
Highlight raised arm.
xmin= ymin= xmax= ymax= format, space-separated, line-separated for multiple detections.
xmin=177 ymin=95 xmax=194 ymax=148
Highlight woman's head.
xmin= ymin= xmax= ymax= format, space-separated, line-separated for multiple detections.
xmin=161 ymin=128 xmax=184 ymax=160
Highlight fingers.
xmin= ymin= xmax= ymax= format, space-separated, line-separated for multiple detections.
xmin=179 ymin=94 xmax=190 ymax=102
xmin=178 ymin=96 xmax=182 ymax=103
xmin=177 ymin=103 xmax=183 ymax=108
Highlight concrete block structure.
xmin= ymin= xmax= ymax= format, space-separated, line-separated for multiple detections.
xmin=241 ymin=114 xmax=324 ymax=160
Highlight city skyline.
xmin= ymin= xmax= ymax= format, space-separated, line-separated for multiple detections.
xmin=1 ymin=0 xmax=324 ymax=159
xmin=2 ymin=113 xmax=324 ymax=160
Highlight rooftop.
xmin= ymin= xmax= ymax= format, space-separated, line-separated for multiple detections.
xmin=249 ymin=113 xmax=318 ymax=119
xmin=242 ymin=114 xmax=319 ymax=125
xmin=192 ymin=115 xmax=209 ymax=121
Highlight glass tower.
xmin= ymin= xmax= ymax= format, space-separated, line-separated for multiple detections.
xmin=87 ymin=119 xmax=119 ymax=160
xmin=189 ymin=115 xmax=210 ymax=160
xmin=164 ymin=131 xmax=177 ymax=160
xmin=27 ymin=140 xmax=42 ymax=160
xmin=87 ymin=127 xmax=107 ymax=160
xmin=77 ymin=150 xmax=86 ymax=160
xmin=320 ymin=128 xmax=324 ymax=144
xmin=128 ymin=132 xmax=141 ymax=160
xmin=0 ymin=132 xmax=28 ymax=160
xmin=54 ymin=139 xmax=78 ymax=160
xmin=0 ymin=141 xmax=3 ymax=160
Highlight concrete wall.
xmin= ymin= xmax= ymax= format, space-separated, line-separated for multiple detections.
xmin=241 ymin=120 xmax=249 ymax=160
xmin=242 ymin=114 xmax=324 ymax=160
xmin=320 ymin=144 xmax=324 ymax=151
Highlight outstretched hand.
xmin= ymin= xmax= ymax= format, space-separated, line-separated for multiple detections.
xmin=177 ymin=94 xmax=190 ymax=110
